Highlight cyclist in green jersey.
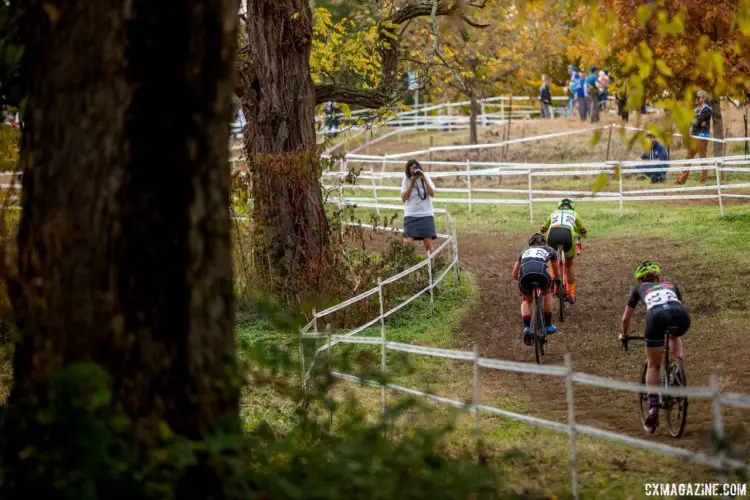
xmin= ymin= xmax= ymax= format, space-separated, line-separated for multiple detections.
xmin=540 ymin=198 xmax=588 ymax=304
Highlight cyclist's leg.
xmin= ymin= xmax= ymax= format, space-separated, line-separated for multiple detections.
xmin=566 ymin=252 xmax=576 ymax=298
xmin=520 ymin=292 xmax=532 ymax=329
xmin=541 ymin=288 xmax=556 ymax=332
xmin=644 ymin=311 xmax=666 ymax=421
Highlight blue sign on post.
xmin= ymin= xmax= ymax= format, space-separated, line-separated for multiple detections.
xmin=407 ymin=71 xmax=419 ymax=91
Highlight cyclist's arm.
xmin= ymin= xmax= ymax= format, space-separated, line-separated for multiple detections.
xmin=621 ymin=306 xmax=635 ymax=336
xmin=512 ymin=259 xmax=521 ymax=281
xmin=540 ymin=214 xmax=552 ymax=233
xmin=574 ymin=215 xmax=588 ymax=238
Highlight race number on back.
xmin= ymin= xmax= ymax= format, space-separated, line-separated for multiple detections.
xmin=550 ymin=211 xmax=576 ymax=229
xmin=644 ymin=288 xmax=680 ymax=310
xmin=521 ymin=247 xmax=550 ymax=261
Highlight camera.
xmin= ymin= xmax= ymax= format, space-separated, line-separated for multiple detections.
xmin=412 ymin=168 xmax=423 ymax=176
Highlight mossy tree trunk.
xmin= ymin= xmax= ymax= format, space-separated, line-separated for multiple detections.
xmin=237 ymin=1 xmax=329 ymax=303
xmin=1 ymin=0 xmax=238 ymax=494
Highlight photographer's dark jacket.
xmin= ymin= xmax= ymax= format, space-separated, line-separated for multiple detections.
xmin=539 ymin=83 xmax=552 ymax=105
xmin=690 ymin=103 xmax=712 ymax=136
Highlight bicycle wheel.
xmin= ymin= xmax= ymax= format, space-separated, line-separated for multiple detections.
xmin=638 ymin=361 xmax=650 ymax=429
xmin=557 ymin=246 xmax=566 ymax=323
xmin=534 ymin=291 xmax=545 ymax=364
xmin=666 ymin=360 xmax=688 ymax=438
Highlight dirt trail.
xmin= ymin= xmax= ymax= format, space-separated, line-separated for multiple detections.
xmin=457 ymin=231 xmax=750 ymax=460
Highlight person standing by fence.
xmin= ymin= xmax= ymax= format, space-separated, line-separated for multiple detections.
xmin=675 ymin=90 xmax=712 ymax=185
xmin=586 ymin=66 xmax=600 ymax=123
xmin=539 ymin=75 xmax=552 ymax=119
xmin=401 ymin=159 xmax=437 ymax=255
xmin=575 ymin=70 xmax=587 ymax=121
xmin=640 ymin=132 xmax=668 ymax=183
xmin=566 ymin=65 xmax=577 ymax=115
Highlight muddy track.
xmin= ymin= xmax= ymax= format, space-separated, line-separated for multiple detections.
xmin=457 ymin=231 xmax=750 ymax=460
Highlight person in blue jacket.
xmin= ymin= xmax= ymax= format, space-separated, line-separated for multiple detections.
xmin=574 ymin=70 xmax=587 ymax=120
xmin=640 ymin=132 xmax=668 ymax=183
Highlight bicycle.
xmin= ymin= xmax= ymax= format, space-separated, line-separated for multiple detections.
xmin=621 ymin=329 xmax=688 ymax=438
xmin=530 ymin=286 xmax=548 ymax=364
xmin=554 ymin=237 xmax=581 ymax=322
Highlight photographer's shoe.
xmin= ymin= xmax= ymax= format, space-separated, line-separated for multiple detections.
xmin=545 ymin=325 xmax=558 ymax=335
xmin=523 ymin=327 xmax=533 ymax=346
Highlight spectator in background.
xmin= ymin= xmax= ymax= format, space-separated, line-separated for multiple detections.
xmin=401 ymin=159 xmax=437 ymax=255
xmin=675 ymin=90 xmax=712 ymax=185
xmin=597 ymin=70 xmax=609 ymax=110
xmin=640 ymin=132 xmax=668 ymax=183
xmin=566 ymin=65 xmax=578 ymax=115
xmin=586 ymin=66 xmax=600 ymax=123
xmin=617 ymin=93 xmax=629 ymax=122
xmin=575 ymin=70 xmax=587 ymax=121
xmin=539 ymin=75 xmax=552 ymax=119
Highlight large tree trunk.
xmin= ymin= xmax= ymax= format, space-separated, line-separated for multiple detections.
xmin=2 ymin=0 xmax=238 ymax=494
xmin=238 ymin=1 xmax=329 ymax=303
xmin=469 ymin=95 xmax=479 ymax=145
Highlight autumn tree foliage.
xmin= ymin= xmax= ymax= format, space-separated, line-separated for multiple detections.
xmin=573 ymin=0 xmax=750 ymax=152
xmin=405 ymin=0 xmax=572 ymax=143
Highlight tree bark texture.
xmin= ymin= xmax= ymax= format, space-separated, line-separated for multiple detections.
xmin=2 ymin=0 xmax=238 ymax=487
xmin=238 ymin=1 xmax=329 ymax=302
xmin=469 ymin=95 xmax=479 ymax=145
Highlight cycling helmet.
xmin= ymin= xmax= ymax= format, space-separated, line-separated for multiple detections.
xmin=558 ymin=198 xmax=575 ymax=210
xmin=528 ymin=232 xmax=546 ymax=246
xmin=635 ymin=261 xmax=661 ymax=281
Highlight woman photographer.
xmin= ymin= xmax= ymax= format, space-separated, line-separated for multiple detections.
xmin=400 ymin=159 xmax=437 ymax=254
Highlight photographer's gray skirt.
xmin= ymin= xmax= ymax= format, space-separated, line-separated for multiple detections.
xmin=404 ymin=215 xmax=437 ymax=240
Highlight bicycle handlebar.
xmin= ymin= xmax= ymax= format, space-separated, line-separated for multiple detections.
xmin=620 ymin=335 xmax=645 ymax=351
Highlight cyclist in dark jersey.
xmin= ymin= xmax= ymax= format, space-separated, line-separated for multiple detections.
xmin=512 ymin=233 xmax=562 ymax=346
xmin=619 ymin=261 xmax=690 ymax=434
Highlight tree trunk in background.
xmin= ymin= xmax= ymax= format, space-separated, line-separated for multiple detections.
xmin=238 ymin=0 xmax=329 ymax=303
xmin=712 ymin=98 xmax=725 ymax=158
xmin=469 ymin=95 xmax=479 ymax=145
xmin=2 ymin=0 xmax=238 ymax=494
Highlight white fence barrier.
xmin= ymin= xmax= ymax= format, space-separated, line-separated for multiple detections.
xmin=305 ymin=326 xmax=750 ymax=499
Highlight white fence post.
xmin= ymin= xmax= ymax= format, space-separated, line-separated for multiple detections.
xmin=617 ymin=162 xmax=624 ymax=217
xmin=564 ymin=354 xmax=580 ymax=500
xmin=452 ymin=221 xmax=460 ymax=289
xmin=711 ymin=375 xmax=728 ymax=487
xmin=378 ymin=277 xmax=387 ymax=430
xmin=528 ymin=170 xmax=534 ymax=225
xmin=299 ymin=327 xmax=307 ymax=394
xmin=473 ymin=344 xmax=481 ymax=462
xmin=716 ymin=161 xmax=724 ymax=217
xmin=466 ymin=159 xmax=473 ymax=213
xmin=372 ymin=175 xmax=380 ymax=216
xmin=427 ymin=250 xmax=435 ymax=313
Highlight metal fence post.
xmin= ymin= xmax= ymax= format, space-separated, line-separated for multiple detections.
xmin=466 ymin=159 xmax=473 ymax=213
xmin=473 ymin=344 xmax=481 ymax=463
xmin=427 ymin=250 xmax=435 ymax=313
xmin=711 ymin=374 xmax=728 ymax=488
xmin=564 ymin=354 xmax=580 ymax=500
xmin=716 ymin=161 xmax=724 ymax=217
xmin=378 ymin=277 xmax=387 ymax=432
xmin=528 ymin=170 xmax=534 ymax=225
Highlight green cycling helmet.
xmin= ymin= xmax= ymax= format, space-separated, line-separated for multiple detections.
xmin=558 ymin=198 xmax=575 ymax=210
xmin=635 ymin=260 xmax=661 ymax=280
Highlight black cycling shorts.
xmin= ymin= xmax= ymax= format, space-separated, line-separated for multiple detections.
xmin=519 ymin=260 xmax=551 ymax=295
xmin=547 ymin=227 xmax=573 ymax=257
xmin=644 ymin=305 xmax=690 ymax=348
